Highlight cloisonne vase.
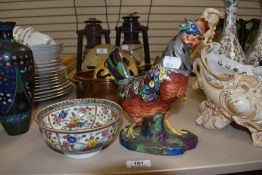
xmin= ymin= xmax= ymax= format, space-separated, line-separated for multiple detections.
xmin=246 ymin=0 xmax=262 ymax=65
xmin=220 ymin=0 xmax=248 ymax=63
xmin=0 ymin=21 xmax=35 ymax=135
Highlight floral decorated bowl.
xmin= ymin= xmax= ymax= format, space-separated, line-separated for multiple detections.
xmin=35 ymin=98 xmax=122 ymax=159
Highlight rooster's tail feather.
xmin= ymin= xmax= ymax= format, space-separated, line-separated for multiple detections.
xmin=106 ymin=48 xmax=131 ymax=82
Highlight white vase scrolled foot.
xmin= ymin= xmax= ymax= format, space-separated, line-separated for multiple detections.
xmin=196 ymin=114 xmax=231 ymax=129
xmin=196 ymin=100 xmax=232 ymax=129
xmin=251 ymin=132 xmax=262 ymax=147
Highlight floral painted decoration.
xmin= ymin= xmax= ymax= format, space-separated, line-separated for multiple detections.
xmin=43 ymin=122 xmax=119 ymax=153
xmin=44 ymin=104 xmax=115 ymax=131
xmin=119 ymin=65 xmax=168 ymax=102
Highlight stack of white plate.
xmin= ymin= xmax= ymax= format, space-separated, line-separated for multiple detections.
xmin=30 ymin=43 xmax=74 ymax=102
xmin=14 ymin=27 xmax=74 ymax=102
xmin=13 ymin=26 xmax=55 ymax=46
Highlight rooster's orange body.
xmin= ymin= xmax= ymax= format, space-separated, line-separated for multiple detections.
xmin=122 ymin=71 xmax=189 ymax=123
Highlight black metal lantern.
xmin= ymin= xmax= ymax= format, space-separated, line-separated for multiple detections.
xmin=115 ymin=14 xmax=150 ymax=65
xmin=76 ymin=18 xmax=110 ymax=72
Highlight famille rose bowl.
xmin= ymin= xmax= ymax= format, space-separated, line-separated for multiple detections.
xmin=35 ymin=98 xmax=122 ymax=159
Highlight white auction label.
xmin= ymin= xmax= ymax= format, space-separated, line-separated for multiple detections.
xmin=163 ymin=56 xmax=181 ymax=69
xmin=96 ymin=48 xmax=107 ymax=54
xmin=126 ymin=160 xmax=151 ymax=168
xmin=121 ymin=44 xmax=129 ymax=50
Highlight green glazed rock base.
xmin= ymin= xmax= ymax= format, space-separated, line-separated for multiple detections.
xmin=120 ymin=114 xmax=198 ymax=155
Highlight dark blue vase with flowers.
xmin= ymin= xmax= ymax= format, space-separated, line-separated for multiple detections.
xmin=0 ymin=21 xmax=35 ymax=135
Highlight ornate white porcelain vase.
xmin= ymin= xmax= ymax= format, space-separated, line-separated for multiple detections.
xmin=193 ymin=42 xmax=262 ymax=147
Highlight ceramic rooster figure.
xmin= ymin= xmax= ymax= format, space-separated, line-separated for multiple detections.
xmin=107 ymin=18 xmax=209 ymax=155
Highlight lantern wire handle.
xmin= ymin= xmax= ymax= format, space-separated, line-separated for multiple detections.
xmin=147 ymin=0 xmax=153 ymax=27
xmin=73 ymin=0 xmax=79 ymax=33
xmin=116 ymin=0 xmax=123 ymax=28
xmin=104 ymin=0 xmax=110 ymax=31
